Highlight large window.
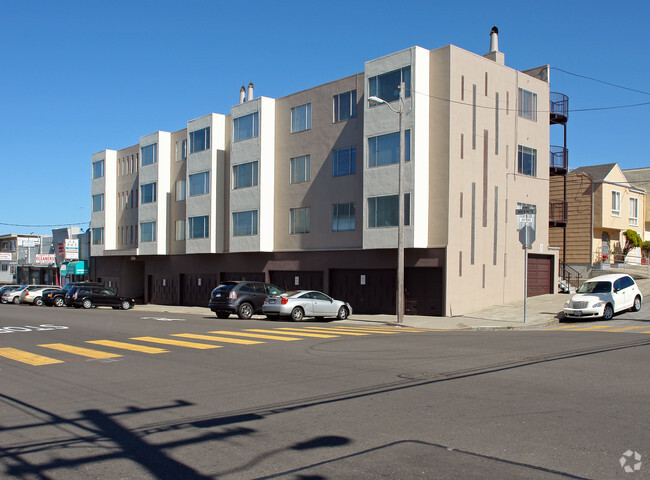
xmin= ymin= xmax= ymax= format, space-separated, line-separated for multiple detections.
xmin=368 ymin=130 xmax=411 ymax=167
xmin=290 ymin=155 xmax=310 ymax=184
xmin=188 ymin=216 xmax=209 ymax=239
xmin=368 ymin=66 xmax=411 ymax=103
xmin=233 ymin=210 xmax=258 ymax=236
xmin=175 ymin=220 xmax=185 ymax=240
xmin=140 ymin=182 xmax=157 ymax=204
xmin=518 ymin=88 xmax=537 ymax=121
xmin=189 ymin=171 xmax=210 ymax=196
xmin=291 ymin=103 xmax=311 ymax=133
xmin=368 ymin=194 xmax=411 ymax=228
xmin=176 ymin=139 xmax=187 ymax=162
xmin=233 ymin=161 xmax=258 ymax=189
xmin=612 ymin=191 xmax=621 ymax=216
xmin=92 ymin=194 xmax=104 ymax=212
xmin=332 ymin=202 xmax=355 ymax=231
xmin=234 ymin=112 xmax=259 ymax=142
xmin=333 ymin=90 xmax=357 ymax=122
xmin=92 ymin=159 xmax=104 ymax=179
xmin=92 ymin=227 xmax=104 ymax=245
xmin=140 ymin=222 xmax=156 ymax=242
xmin=333 ymin=147 xmax=356 ymax=177
xmin=189 ymin=127 xmax=210 ymax=154
xmin=141 ymin=143 xmax=157 ymax=166
xmin=629 ymin=197 xmax=639 ymax=226
xmin=290 ymin=207 xmax=310 ymax=234
xmin=517 ymin=146 xmax=537 ymax=177
xmin=176 ymin=179 xmax=186 ymax=201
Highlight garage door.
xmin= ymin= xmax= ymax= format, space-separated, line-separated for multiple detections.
xmin=405 ymin=267 xmax=444 ymax=316
xmin=329 ymin=269 xmax=395 ymax=315
xmin=269 ymin=271 xmax=323 ymax=292
xmin=527 ymin=254 xmax=553 ymax=297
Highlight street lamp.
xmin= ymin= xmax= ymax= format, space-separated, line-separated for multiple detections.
xmin=368 ymin=81 xmax=406 ymax=323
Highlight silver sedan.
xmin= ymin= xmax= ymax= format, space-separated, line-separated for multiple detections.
xmin=262 ymin=290 xmax=352 ymax=321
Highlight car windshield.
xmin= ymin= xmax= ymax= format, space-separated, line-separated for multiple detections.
xmin=214 ymin=282 xmax=237 ymax=292
xmin=282 ymin=291 xmax=301 ymax=298
xmin=577 ymin=281 xmax=612 ymax=294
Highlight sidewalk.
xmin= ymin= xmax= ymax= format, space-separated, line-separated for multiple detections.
xmin=134 ymin=279 xmax=650 ymax=331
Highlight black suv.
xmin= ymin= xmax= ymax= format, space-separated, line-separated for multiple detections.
xmin=209 ymin=281 xmax=283 ymax=319
xmin=65 ymin=285 xmax=135 ymax=310
xmin=43 ymin=282 xmax=102 ymax=307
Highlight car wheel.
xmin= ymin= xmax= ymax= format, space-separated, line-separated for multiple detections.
xmin=291 ymin=307 xmax=304 ymax=322
xmin=336 ymin=306 xmax=349 ymax=320
xmin=216 ymin=312 xmax=230 ymax=319
xmin=12 ymin=297 xmax=20 ymax=304
xmin=602 ymin=304 xmax=614 ymax=320
xmin=632 ymin=296 xmax=642 ymax=312
xmin=82 ymin=299 xmax=92 ymax=309
xmin=33 ymin=297 xmax=43 ymax=306
xmin=237 ymin=302 xmax=254 ymax=319
xmin=54 ymin=297 xmax=64 ymax=307
xmin=121 ymin=300 xmax=131 ymax=310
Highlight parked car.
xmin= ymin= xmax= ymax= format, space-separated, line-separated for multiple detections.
xmin=65 ymin=285 xmax=134 ymax=310
xmin=0 ymin=285 xmax=21 ymax=303
xmin=263 ymin=290 xmax=352 ymax=321
xmin=44 ymin=282 xmax=102 ymax=307
xmin=564 ymin=274 xmax=642 ymax=320
xmin=209 ymin=281 xmax=284 ymax=319
xmin=2 ymin=285 xmax=28 ymax=304
xmin=20 ymin=285 xmax=59 ymax=306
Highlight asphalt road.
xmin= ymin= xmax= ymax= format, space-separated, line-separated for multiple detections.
xmin=0 ymin=303 xmax=648 ymax=479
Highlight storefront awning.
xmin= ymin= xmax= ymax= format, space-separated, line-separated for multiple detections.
xmin=62 ymin=260 xmax=88 ymax=275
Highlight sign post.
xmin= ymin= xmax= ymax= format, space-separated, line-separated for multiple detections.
xmin=516 ymin=207 xmax=536 ymax=323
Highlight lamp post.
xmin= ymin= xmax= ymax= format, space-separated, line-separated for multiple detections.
xmin=368 ymin=81 xmax=406 ymax=323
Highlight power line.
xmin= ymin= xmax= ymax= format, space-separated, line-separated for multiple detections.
xmin=551 ymin=67 xmax=650 ymax=96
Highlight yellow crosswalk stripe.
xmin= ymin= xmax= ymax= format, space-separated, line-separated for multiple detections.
xmin=560 ymin=325 xmax=615 ymax=331
xmin=278 ymin=327 xmax=369 ymax=336
xmin=330 ymin=326 xmax=430 ymax=332
xmin=86 ymin=340 xmax=169 ymax=354
xmin=309 ymin=326 xmax=400 ymax=334
xmin=641 ymin=331 xmax=650 ymax=334
xmin=541 ymin=325 xmax=603 ymax=331
xmin=0 ymin=347 xmax=64 ymax=366
xmin=600 ymin=326 xmax=646 ymax=332
xmin=245 ymin=329 xmax=339 ymax=338
xmin=208 ymin=330 xmax=301 ymax=341
xmin=39 ymin=343 xmax=122 ymax=359
xmin=172 ymin=333 xmax=263 ymax=345
xmin=130 ymin=337 xmax=222 ymax=349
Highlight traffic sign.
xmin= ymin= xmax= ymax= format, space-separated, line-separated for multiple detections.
xmin=519 ymin=225 xmax=535 ymax=249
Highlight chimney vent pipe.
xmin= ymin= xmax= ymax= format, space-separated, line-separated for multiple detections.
xmin=239 ymin=86 xmax=246 ymax=104
xmin=247 ymin=82 xmax=254 ymax=101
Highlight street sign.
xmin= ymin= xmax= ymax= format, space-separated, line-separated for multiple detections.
xmin=519 ymin=225 xmax=535 ymax=249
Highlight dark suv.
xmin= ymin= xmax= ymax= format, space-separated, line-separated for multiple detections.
xmin=43 ymin=282 xmax=102 ymax=307
xmin=209 ymin=281 xmax=283 ymax=319
xmin=65 ymin=285 xmax=134 ymax=310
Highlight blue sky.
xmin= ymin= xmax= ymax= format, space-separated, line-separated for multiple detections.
xmin=1 ymin=0 xmax=648 ymax=235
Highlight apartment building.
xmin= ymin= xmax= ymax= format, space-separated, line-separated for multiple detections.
xmin=90 ymin=28 xmax=557 ymax=316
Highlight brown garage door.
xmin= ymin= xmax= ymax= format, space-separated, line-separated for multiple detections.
xmin=527 ymin=254 xmax=553 ymax=297
xmin=269 ymin=271 xmax=324 ymax=292
xmin=405 ymin=267 xmax=444 ymax=316
xmin=180 ymin=273 xmax=220 ymax=306
xmin=329 ymin=269 xmax=395 ymax=314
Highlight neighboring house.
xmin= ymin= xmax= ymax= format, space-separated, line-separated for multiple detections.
xmin=91 ymin=28 xmax=559 ymax=316
xmin=549 ymin=163 xmax=646 ymax=278
xmin=622 ymin=167 xmax=650 ymax=238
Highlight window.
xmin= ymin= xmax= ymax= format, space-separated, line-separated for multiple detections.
xmin=92 ymin=194 xmax=104 ymax=212
xmin=368 ymin=194 xmax=411 ymax=228
xmin=189 ymin=127 xmax=210 ymax=154
xmin=290 ymin=207 xmax=310 ymax=234
xmin=140 ymin=182 xmax=157 ymax=204
xmin=368 ymin=130 xmax=411 ymax=167
xmin=332 ymin=202 xmax=355 ymax=231
xmin=517 ymin=146 xmax=537 ymax=177
xmin=291 ymin=103 xmax=311 ymax=133
xmin=368 ymin=66 xmax=411 ymax=103
xmin=233 ymin=210 xmax=258 ymax=236
xmin=92 ymin=227 xmax=104 ymax=245
xmin=290 ymin=155 xmax=310 ymax=184
xmin=611 ymin=191 xmax=621 ymax=216
xmin=188 ymin=216 xmax=209 ymax=239
xmin=333 ymin=90 xmax=357 ymax=122
xmin=1 ymin=264 xmax=7 ymax=272
xmin=140 ymin=222 xmax=156 ymax=242
xmin=233 ymin=161 xmax=258 ymax=189
xmin=176 ymin=179 xmax=186 ymax=201
xmin=333 ymin=147 xmax=356 ymax=177
xmin=175 ymin=220 xmax=185 ymax=240
xmin=92 ymin=159 xmax=104 ymax=179
xmin=518 ymin=88 xmax=537 ymax=121
xmin=629 ymin=198 xmax=639 ymax=226
xmin=234 ymin=112 xmax=259 ymax=142
xmin=141 ymin=143 xmax=157 ymax=166
xmin=176 ymin=139 xmax=187 ymax=161
xmin=189 ymin=171 xmax=210 ymax=196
